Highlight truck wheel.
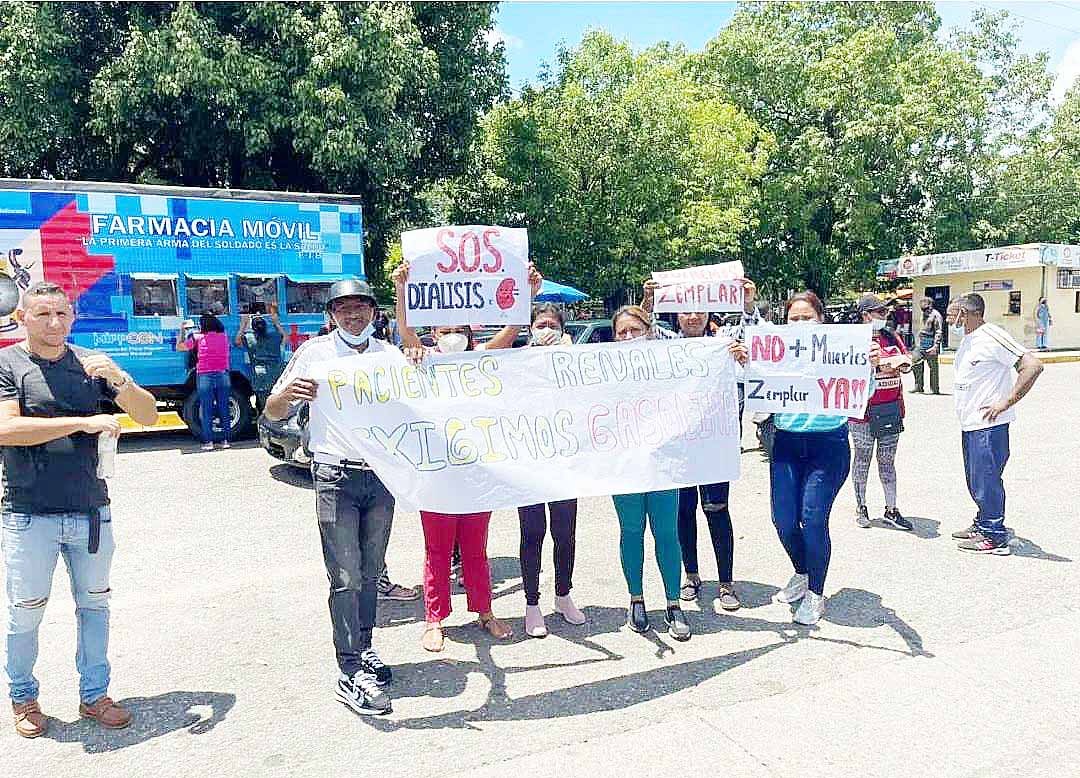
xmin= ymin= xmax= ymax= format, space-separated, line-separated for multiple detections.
xmin=181 ymin=386 xmax=255 ymax=440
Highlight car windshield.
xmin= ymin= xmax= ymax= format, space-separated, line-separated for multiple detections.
xmin=564 ymin=323 xmax=587 ymax=338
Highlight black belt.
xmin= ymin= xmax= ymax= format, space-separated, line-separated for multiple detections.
xmin=312 ymin=455 xmax=372 ymax=471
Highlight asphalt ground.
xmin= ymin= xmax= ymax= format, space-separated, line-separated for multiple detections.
xmin=2 ymin=362 xmax=1078 ymax=777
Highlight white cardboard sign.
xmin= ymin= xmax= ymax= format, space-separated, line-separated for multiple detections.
xmin=401 ymin=226 xmax=530 ymax=327
xmin=652 ymin=261 xmax=745 ymax=313
xmin=743 ymin=324 xmax=874 ymax=417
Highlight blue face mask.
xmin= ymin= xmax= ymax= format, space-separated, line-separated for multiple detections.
xmin=336 ymin=321 xmax=375 ymax=347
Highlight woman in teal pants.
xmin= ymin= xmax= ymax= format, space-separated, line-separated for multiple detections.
xmin=609 ymin=305 xmax=691 ymax=641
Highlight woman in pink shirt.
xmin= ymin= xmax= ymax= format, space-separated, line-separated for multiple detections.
xmin=177 ymin=314 xmax=232 ymax=451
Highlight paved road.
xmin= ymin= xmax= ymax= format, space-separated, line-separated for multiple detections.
xmin=2 ymin=363 xmax=1078 ymax=777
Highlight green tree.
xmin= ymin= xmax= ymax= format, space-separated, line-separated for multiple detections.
xmin=988 ymin=86 xmax=1080 ymax=244
xmin=0 ymin=1 xmax=505 ymax=278
xmin=446 ymin=32 xmax=771 ymax=301
xmin=695 ymin=1 xmax=1052 ymax=298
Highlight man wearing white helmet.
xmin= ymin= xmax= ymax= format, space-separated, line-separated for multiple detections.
xmin=264 ymin=279 xmax=396 ymax=716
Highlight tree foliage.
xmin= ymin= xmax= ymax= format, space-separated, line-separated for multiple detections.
xmin=692 ymin=1 xmax=1053 ymax=298
xmin=445 ymin=32 xmax=771 ymax=301
xmin=0 ymin=1 xmax=506 ymax=276
xmin=449 ymin=2 xmax=1061 ymax=301
xmin=2 ymin=1 xmax=1074 ymax=300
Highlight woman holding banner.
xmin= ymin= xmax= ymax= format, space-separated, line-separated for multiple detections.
xmin=641 ymin=280 xmax=748 ymax=612
xmin=392 ymin=262 xmax=541 ymax=652
xmin=517 ymin=303 xmax=587 ymax=638
xmin=769 ymin=292 xmax=879 ymax=625
xmin=608 ymin=305 xmax=746 ymax=640
xmin=609 ymin=305 xmax=690 ymax=639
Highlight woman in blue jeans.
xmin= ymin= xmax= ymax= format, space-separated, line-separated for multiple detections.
xmin=770 ymin=291 xmax=879 ymax=625
xmin=177 ymin=314 xmax=232 ymax=450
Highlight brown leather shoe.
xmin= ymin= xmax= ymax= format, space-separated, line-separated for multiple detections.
xmin=13 ymin=699 xmax=48 ymax=738
xmin=79 ymin=696 xmax=131 ymax=729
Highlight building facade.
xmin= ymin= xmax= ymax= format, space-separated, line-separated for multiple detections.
xmin=879 ymin=244 xmax=1080 ymax=350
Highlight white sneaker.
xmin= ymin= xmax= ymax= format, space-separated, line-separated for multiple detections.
xmin=794 ymin=591 xmax=826 ymax=625
xmin=524 ymin=605 xmax=548 ymax=638
xmin=774 ymin=573 xmax=809 ymax=604
xmin=200 ymin=442 xmax=214 ymax=452
xmin=219 ymin=441 xmax=231 ymax=450
xmin=554 ymin=594 xmax=586 ymax=625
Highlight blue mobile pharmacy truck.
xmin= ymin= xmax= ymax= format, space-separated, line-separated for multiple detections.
xmin=0 ymin=179 xmax=364 ymax=436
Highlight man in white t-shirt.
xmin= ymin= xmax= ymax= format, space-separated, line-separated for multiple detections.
xmin=946 ymin=293 xmax=1044 ymax=555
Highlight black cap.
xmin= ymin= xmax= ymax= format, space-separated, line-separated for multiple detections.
xmin=326 ymin=279 xmax=376 ymax=310
xmin=856 ymin=294 xmax=887 ymax=317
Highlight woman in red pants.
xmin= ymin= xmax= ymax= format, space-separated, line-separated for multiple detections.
xmin=393 ymin=262 xmax=542 ymax=651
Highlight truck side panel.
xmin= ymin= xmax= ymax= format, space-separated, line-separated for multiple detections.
xmin=0 ymin=184 xmax=364 ymax=393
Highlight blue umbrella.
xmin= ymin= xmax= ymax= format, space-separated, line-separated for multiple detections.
xmin=535 ymin=279 xmax=588 ymax=303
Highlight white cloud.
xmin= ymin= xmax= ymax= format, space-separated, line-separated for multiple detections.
xmin=1052 ymin=38 xmax=1080 ymax=103
xmin=484 ymin=26 xmax=524 ymax=51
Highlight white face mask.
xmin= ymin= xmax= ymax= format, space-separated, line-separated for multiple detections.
xmin=530 ymin=326 xmax=562 ymax=346
xmin=437 ymin=332 xmax=469 ymax=353
xmin=336 ymin=321 xmax=374 ymax=347
xmin=871 ymin=318 xmax=887 ymax=331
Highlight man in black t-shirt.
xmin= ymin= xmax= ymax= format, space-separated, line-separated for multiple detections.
xmin=0 ymin=282 xmax=158 ymax=739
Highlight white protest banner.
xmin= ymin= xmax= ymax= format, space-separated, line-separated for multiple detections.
xmin=307 ymin=338 xmax=741 ymax=514
xmin=652 ymin=261 xmax=745 ymax=313
xmin=743 ymin=324 xmax=874 ymax=417
xmin=401 ymin=226 xmax=530 ymax=327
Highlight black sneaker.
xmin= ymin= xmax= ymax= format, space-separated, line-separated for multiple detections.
xmin=951 ymin=522 xmax=979 ymax=540
xmin=665 ymin=606 xmax=692 ymax=641
xmin=360 ymin=648 xmax=392 ymax=686
xmin=883 ymin=507 xmax=913 ymax=531
xmin=627 ymin=600 xmax=649 ymax=633
xmin=336 ymin=672 xmax=391 ymax=715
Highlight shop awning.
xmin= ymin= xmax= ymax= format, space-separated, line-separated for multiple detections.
xmin=129 ymin=272 xmax=177 ymax=280
xmin=184 ymin=273 xmax=229 ymax=281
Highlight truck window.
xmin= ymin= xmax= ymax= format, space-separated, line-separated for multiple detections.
xmin=132 ymin=278 xmax=178 ymax=316
xmin=186 ymin=277 xmax=230 ymax=316
xmin=238 ymin=277 xmax=279 ymax=314
xmin=286 ymin=280 xmax=332 ymax=314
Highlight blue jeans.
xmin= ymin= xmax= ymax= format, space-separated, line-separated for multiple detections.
xmin=962 ymin=425 xmax=1010 ymax=543
xmin=3 ymin=508 xmax=114 ymax=704
xmin=198 ymin=371 xmax=231 ymax=443
xmin=770 ymin=427 xmax=851 ymax=595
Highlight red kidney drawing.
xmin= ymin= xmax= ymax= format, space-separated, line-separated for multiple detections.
xmin=495 ymin=277 xmax=517 ymax=310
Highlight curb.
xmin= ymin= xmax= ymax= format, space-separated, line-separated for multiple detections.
xmin=938 ymin=353 xmax=1080 ymax=364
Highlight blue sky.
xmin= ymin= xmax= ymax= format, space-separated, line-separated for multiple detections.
xmin=492 ymin=1 xmax=1080 ymax=102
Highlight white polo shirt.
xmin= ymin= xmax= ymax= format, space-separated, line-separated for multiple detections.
xmin=272 ymin=331 xmax=396 ymax=462
xmin=953 ymin=323 xmax=1027 ymax=432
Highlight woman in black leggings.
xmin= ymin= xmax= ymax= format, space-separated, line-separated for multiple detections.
xmin=518 ymin=304 xmax=586 ymax=637
xmin=677 ymin=483 xmax=738 ymax=609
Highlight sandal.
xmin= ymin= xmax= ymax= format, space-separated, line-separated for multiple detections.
xmin=679 ymin=579 xmax=701 ymax=602
xmin=422 ymin=624 xmax=445 ymax=652
xmin=478 ymin=614 xmax=513 ymax=640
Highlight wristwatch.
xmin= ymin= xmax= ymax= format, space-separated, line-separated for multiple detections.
xmin=109 ymin=372 xmax=132 ymax=390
